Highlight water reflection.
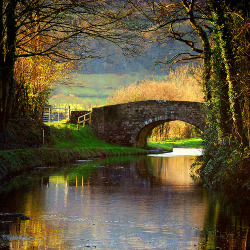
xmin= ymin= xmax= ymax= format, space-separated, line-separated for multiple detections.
xmin=148 ymin=155 xmax=197 ymax=185
xmin=149 ymin=148 xmax=204 ymax=157
xmin=0 ymin=151 xmax=249 ymax=249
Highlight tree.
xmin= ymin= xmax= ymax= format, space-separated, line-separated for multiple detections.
xmin=209 ymin=0 xmax=249 ymax=147
xmin=0 ymin=0 xmax=138 ymax=134
xmin=125 ymin=0 xmax=213 ymax=101
xmin=14 ymin=49 xmax=73 ymax=120
xmin=0 ymin=0 xmax=17 ymax=133
xmin=123 ymin=0 xmax=249 ymax=191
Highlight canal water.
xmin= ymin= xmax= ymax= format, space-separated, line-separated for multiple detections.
xmin=0 ymin=149 xmax=249 ymax=249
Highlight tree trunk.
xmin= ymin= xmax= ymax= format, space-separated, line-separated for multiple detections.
xmin=210 ymin=0 xmax=248 ymax=147
xmin=182 ymin=0 xmax=212 ymax=102
xmin=212 ymin=42 xmax=232 ymax=139
xmin=0 ymin=0 xmax=5 ymax=133
xmin=0 ymin=0 xmax=17 ymax=135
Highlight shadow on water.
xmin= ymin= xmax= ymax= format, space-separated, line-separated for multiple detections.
xmin=0 ymin=151 xmax=249 ymax=249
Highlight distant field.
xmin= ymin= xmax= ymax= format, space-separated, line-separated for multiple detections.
xmin=148 ymin=138 xmax=203 ymax=149
xmin=49 ymin=72 xmax=166 ymax=108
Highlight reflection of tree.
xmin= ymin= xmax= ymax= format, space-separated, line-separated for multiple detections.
xmin=67 ymin=154 xmax=201 ymax=189
xmin=9 ymin=184 xmax=66 ymax=249
xmin=67 ymin=162 xmax=99 ymax=186
xmin=148 ymin=156 xmax=196 ymax=186
xmin=0 ymin=178 xmax=67 ymax=249
xmin=1 ymin=156 xmax=249 ymax=248
xmin=0 ymin=220 xmax=11 ymax=248
xmin=199 ymin=194 xmax=249 ymax=249
xmin=62 ymin=156 xmax=147 ymax=187
xmin=87 ymin=156 xmax=161 ymax=188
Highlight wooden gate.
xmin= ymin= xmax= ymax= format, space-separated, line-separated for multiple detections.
xmin=43 ymin=107 xmax=70 ymax=122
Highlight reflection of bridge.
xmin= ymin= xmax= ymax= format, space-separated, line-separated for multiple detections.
xmin=91 ymin=100 xmax=206 ymax=148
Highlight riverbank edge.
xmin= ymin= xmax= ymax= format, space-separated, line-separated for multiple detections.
xmin=0 ymin=122 xmax=175 ymax=183
xmin=0 ymin=146 xmax=149 ymax=182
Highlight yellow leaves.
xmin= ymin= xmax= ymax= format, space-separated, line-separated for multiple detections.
xmin=15 ymin=54 xmax=73 ymax=91
xmin=107 ymin=65 xmax=204 ymax=105
xmin=14 ymin=36 xmax=74 ymax=118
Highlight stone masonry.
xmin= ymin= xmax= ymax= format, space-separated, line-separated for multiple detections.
xmin=90 ymin=100 xmax=206 ymax=148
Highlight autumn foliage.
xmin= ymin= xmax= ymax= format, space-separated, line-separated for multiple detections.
xmin=107 ymin=65 xmax=203 ymax=104
xmin=14 ymin=56 xmax=72 ymax=120
xmin=14 ymin=48 xmax=73 ymax=120
xmin=107 ymin=65 xmax=204 ymax=140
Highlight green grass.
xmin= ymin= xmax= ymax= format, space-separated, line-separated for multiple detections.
xmin=148 ymin=137 xmax=203 ymax=149
xmin=47 ymin=123 xmax=128 ymax=149
xmin=51 ymin=73 xmax=139 ymax=101
xmin=0 ymin=122 xmax=147 ymax=182
xmin=44 ymin=122 xmax=148 ymax=157
xmin=147 ymin=143 xmax=173 ymax=152
xmin=49 ymin=73 xmax=166 ymax=106
xmin=48 ymin=100 xmax=106 ymax=109
xmin=47 ymin=122 xmax=106 ymax=148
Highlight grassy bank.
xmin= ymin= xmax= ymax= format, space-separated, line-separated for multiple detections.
xmin=0 ymin=123 xmax=146 ymax=181
xmin=148 ymin=137 xmax=203 ymax=150
xmin=0 ymin=122 xmax=203 ymax=182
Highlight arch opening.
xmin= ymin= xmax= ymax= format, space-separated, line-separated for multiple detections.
xmin=135 ymin=120 xmax=166 ymax=148
xmin=134 ymin=120 xmax=202 ymax=148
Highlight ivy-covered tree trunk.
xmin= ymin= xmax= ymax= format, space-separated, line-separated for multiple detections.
xmin=212 ymin=40 xmax=232 ymax=140
xmin=210 ymin=0 xmax=248 ymax=147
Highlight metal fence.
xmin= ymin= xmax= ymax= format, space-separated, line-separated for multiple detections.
xmin=43 ymin=107 xmax=71 ymax=122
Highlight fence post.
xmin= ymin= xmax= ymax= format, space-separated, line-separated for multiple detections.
xmin=42 ymin=129 xmax=45 ymax=144
xmin=49 ymin=108 xmax=51 ymax=122
xmin=89 ymin=112 xmax=92 ymax=125
xmin=68 ymin=106 xmax=71 ymax=121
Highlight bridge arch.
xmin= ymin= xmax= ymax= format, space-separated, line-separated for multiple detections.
xmin=132 ymin=116 xmax=203 ymax=147
xmin=91 ymin=100 xmax=206 ymax=148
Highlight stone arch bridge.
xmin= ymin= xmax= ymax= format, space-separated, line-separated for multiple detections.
xmin=90 ymin=100 xmax=206 ymax=148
